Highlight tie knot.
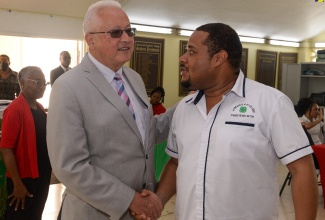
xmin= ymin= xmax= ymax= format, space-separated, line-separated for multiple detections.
xmin=114 ymin=73 xmax=122 ymax=81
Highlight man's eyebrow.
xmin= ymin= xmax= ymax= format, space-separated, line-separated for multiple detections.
xmin=187 ymin=45 xmax=194 ymax=50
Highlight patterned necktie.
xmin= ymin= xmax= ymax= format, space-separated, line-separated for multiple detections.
xmin=113 ymin=73 xmax=136 ymax=120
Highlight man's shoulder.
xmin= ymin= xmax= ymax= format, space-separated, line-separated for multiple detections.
xmin=8 ymin=68 xmax=18 ymax=76
xmin=123 ymin=66 xmax=138 ymax=75
xmin=50 ymin=66 xmax=63 ymax=73
xmin=122 ymin=66 xmax=143 ymax=82
xmin=245 ymin=78 xmax=285 ymax=98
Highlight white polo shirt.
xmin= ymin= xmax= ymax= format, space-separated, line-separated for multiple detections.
xmin=166 ymin=71 xmax=313 ymax=220
xmin=300 ymin=115 xmax=324 ymax=145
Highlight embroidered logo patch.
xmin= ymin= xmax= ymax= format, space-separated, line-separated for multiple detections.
xmin=231 ymin=103 xmax=255 ymax=118
xmin=239 ymin=106 xmax=247 ymax=113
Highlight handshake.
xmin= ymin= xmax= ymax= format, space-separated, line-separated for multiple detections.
xmin=129 ymin=189 xmax=166 ymax=220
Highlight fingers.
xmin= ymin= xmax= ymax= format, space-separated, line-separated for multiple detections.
xmin=129 ymin=191 xmax=163 ymax=219
xmin=8 ymin=192 xmax=33 ymax=210
xmin=21 ymin=198 xmax=25 ymax=210
xmin=15 ymin=198 xmax=21 ymax=211
xmin=8 ymin=193 xmax=14 ymax=199
xmin=9 ymin=196 xmax=16 ymax=207
xmin=133 ymin=213 xmax=149 ymax=220
xmin=143 ymin=192 xmax=163 ymax=218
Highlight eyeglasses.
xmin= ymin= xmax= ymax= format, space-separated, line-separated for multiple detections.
xmin=25 ymin=78 xmax=50 ymax=87
xmin=89 ymin=28 xmax=136 ymax=38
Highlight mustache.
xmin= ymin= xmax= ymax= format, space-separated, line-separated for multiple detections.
xmin=180 ymin=63 xmax=185 ymax=68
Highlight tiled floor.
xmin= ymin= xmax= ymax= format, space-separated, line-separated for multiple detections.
xmin=42 ymin=163 xmax=325 ymax=219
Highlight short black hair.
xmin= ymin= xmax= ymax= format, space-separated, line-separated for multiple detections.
xmin=196 ymin=23 xmax=242 ymax=71
xmin=0 ymin=54 xmax=10 ymax=62
xmin=150 ymin=86 xmax=165 ymax=103
xmin=297 ymin=97 xmax=317 ymax=117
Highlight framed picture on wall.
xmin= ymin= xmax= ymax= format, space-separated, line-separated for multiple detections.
xmin=240 ymin=48 xmax=248 ymax=77
xmin=256 ymin=50 xmax=278 ymax=88
xmin=277 ymin=52 xmax=298 ymax=90
xmin=179 ymin=40 xmax=191 ymax=96
xmin=130 ymin=37 xmax=165 ymax=95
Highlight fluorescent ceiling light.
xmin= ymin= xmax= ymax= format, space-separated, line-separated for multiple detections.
xmin=179 ymin=30 xmax=193 ymax=36
xmin=131 ymin=24 xmax=172 ymax=34
xmin=315 ymin=43 xmax=325 ymax=48
xmin=239 ymin=37 xmax=265 ymax=44
xmin=269 ymin=40 xmax=299 ymax=47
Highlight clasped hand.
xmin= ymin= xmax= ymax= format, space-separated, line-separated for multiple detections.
xmin=129 ymin=189 xmax=164 ymax=220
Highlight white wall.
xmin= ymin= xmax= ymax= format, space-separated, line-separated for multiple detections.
xmin=0 ymin=9 xmax=83 ymax=40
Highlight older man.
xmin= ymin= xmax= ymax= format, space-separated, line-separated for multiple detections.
xmin=47 ymin=1 xmax=173 ymax=219
xmin=153 ymin=23 xmax=318 ymax=220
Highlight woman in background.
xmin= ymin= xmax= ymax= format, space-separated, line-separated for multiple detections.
xmin=297 ymin=97 xmax=324 ymax=145
xmin=150 ymin=86 xmax=168 ymax=181
xmin=150 ymin=86 xmax=166 ymax=116
xmin=0 ymin=66 xmax=51 ymax=220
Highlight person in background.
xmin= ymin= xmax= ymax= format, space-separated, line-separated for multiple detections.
xmin=0 ymin=66 xmax=51 ymax=220
xmin=50 ymin=51 xmax=71 ymax=86
xmin=0 ymin=54 xmax=20 ymax=100
xmin=297 ymin=97 xmax=324 ymax=145
xmin=46 ymin=1 xmax=174 ymax=219
xmin=138 ymin=23 xmax=318 ymax=219
xmin=150 ymin=86 xmax=166 ymax=115
xmin=150 ymin=86 xmax=168 ymax=181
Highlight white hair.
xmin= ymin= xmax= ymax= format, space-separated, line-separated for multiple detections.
xmin=18 ymin=66 xmax=43 ymax=81
xmin=83 ymin=0 xmax=122 ymax=34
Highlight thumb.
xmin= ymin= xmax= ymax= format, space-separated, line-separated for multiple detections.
xmin=26 ymin=192 xmax=33 ymax=197
xmin=140 ymin=189 xmax=151 ymax=197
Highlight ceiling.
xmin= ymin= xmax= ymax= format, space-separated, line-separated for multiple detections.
xmin=1 ymin=0 xmax=325 ymax=42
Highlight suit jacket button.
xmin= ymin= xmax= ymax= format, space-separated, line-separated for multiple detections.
xmin=145 ymin=154 xmax=148 ymax=159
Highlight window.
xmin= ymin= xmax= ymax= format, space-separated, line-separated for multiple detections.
xmin=0 ymin=35 xmax=84 ymax=108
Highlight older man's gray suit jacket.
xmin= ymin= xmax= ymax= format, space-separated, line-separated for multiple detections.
xmin=47 ymin=54 xmax=175 ymax=220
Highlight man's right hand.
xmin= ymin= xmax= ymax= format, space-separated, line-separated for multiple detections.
xmin=129 ymin=191 xmax=163 ymax=219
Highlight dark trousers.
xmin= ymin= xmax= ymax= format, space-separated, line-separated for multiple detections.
xmin=5 ymin=175 xmax=50 ymax=220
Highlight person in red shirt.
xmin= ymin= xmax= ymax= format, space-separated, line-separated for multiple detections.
xmin=150 ymin=86 xmax=166 ymax=115
xmin=150 ymin=86 xmax=168 ymax=183
xmin=0 ymin=66 xmax=51 ymax=220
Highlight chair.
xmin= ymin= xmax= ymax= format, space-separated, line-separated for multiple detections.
xmin=279 ymin=172 xmax=292 ymax=196
xmin=312 ymin=144 xmax=325 ymax=209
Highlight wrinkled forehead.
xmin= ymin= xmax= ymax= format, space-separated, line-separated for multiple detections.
xmin=95 ymin=7 xmax=130 ymax=30
xmin=26 ymin=69 xmax=44 ymax=78
xmin=61 ymin=53 xmax=71 ymax=59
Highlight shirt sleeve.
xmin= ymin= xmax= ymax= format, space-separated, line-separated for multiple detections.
xmin=165 ymin=110 xmax=179 ymax=158
xmin=1 ymin=106 xmax=21 ymax=148
xmin=270 ymin=96 xmax=313 ymax=165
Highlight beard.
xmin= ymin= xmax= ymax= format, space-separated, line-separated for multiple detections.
xmin=181 ymin=79 xmax=191 ymax=89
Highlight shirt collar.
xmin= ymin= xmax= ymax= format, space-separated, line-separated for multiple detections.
xmin=302 ymin=115 xmax=311 ymax=123
xmin=184 ymin=70 xmax=246 ymax=105
xmin=231 ymin=70 xmax=246 ymax=98
xmin=87 ymin=53 xmax=123 ymax=83
xmin=60 ymin=65 xmax=69 ymax=72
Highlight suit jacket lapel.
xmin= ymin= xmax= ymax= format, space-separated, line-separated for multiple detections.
xmin=122 ymin=67 xmax=150 ymax=108
xmin=79 ymin=56 xmax=143 ymax=145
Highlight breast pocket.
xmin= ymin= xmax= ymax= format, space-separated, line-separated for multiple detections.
xmin=225 ymin=121 xmax=255 ymax=127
